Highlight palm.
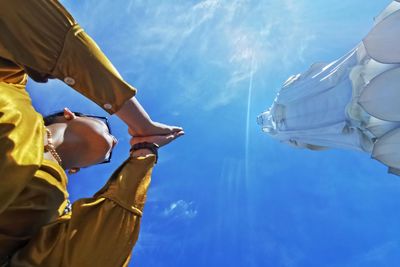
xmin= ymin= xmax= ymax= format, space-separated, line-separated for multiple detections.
xmin=129 ymin=121 xmax=183 ymax=137
xmin=130 ymin=131 xmax=184 ymax=147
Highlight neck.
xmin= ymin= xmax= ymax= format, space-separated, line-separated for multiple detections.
xmin=44 ymin=124 xmax=66 ymax=168
xmin=45 ymin=123 xmax=87 ymax=170
xmin=46 ymin=124 xmax=66 ymax=149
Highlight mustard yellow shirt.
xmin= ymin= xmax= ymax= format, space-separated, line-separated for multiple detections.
xmin=0 ymin=0 xmax=137 ymax=114
xmin=0 ymin=78 xmax=155 ymax=265
xmin=0 ymin=0 xmax=137 ymax=214
xmin=0 ymin=155 xmax=155 ymax=267
xmin=0 ymin=0 xmax=154 ymax=265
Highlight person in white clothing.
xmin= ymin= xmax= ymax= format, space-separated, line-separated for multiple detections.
xmin=258 ymin=1 xmax=400 ymax=175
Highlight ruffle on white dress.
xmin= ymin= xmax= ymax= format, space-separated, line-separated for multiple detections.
xmin=258 ymin=1 xmax=400 ymax=175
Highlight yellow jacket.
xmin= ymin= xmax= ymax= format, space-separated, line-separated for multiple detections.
xmin=0 ymin=0 xmax=137 ymax=212
xmin=0 ymin=0 xmax=136 ymax=113
xmin=0 ymin=0 xmax=152 ymax=266
xmin=1 ymin=156 xmax=155 ymax=267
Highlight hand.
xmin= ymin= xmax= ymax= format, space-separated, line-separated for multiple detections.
xmin=128 ymin=121 xmax=183 ymax=137
xmin=130 ymin=131 xmax=184 ymax=148
xmin=115 ymin=97 xmax=183 ymax=136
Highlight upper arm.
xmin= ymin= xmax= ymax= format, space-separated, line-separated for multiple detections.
xmin=0 ymin=0 xmax=136 ymax=114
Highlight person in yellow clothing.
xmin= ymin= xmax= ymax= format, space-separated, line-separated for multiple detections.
xmin=0 ymin=107 xmax=183 ymax=266
xmin=0 ymin=0 xmax=182 ymax=213
xmin=0 ymin=0 xmax=184 ymax=266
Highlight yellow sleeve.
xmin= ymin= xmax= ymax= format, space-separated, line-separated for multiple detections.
xmin=0 ymin=0 xmax=136 ymax=114
xmin=0 ymin=82 xmax=44 ymax=214
xmin=9 ymin=155 xmax=156 ymax=267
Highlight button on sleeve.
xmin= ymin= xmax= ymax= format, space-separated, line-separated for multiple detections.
xmin=51 ymin=25 xmax=136 ymax=114
xmin=103 ymin=103 xmax=113 ymax=110
xmin=63 ymin=77 xmax=75 ymax=86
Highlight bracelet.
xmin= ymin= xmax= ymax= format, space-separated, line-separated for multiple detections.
xmin=130 ymin=142 xmax=159 ymax=163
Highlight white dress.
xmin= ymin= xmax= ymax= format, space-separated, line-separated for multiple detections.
xmin=257 ymin=1 xmax=400 ymax=174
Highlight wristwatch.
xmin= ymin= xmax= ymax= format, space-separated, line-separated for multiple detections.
xmin=130 ymin=142 xmax=160 ymax=163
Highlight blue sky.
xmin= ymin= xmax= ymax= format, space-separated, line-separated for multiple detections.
xmin=27 ymin=1 xmax=400 ymax=266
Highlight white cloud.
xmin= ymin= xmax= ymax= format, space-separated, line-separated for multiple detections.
xmin=182 ymin=0 xmax=315 ymax=110
xmin=60 ymin=0 xmax=316 ymax=112
xmin=163 ymin=200 xmax=198 ymax=219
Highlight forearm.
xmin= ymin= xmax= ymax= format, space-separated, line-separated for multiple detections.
xmin=95 ymin=152 xmax=156 ymax=213
xmin=115 ymin=96 xmax=183 ymax=137
xmin=115 ymin=97 xmax=154 ymax=135
xmin=0 ymin=0 xmax=137 ymax=113
xmin=10 ymin=152 xmax=156 ymax=266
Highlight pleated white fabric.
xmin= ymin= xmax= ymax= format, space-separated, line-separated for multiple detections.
xmin=359 ymin=67 xmax=400 ymax=121
xmin=364 ymin=3 xmax=400 ymax=63
xmin=258 ymin=1 xmax=400 ymax=174
xmin=372 ymin=128 xmax=400 ymax=169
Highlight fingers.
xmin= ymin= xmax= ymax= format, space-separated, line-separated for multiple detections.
xmin=148 ymin=125 xmax=183 ymax=136
xmin=164 ymin=131 xmax=184 ymax=139
xmin=161 ymin=131 xmax=184 ymax=144
xmin=177 ymin=130 xmax=185 ymax=136
xmin=171 ymin=126 xmax=184 ymax=133
xmin=130 ymin=131 xmax=185 ymax=147
xmin=164 ymin=131 xmax=184 ymax=145
xmin=172 ymin=130 xmax=185 ymax=138
xmin=128 ymin=121 xmax=184 ymax=137
xmin=163 ymin=130 xmax=185 ymax=140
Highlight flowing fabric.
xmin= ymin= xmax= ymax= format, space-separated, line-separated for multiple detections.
xmin=0 ymin=0 xmax=137 ymax=214
xmin=0 ymin=156 xmax=155 ymax=267
xmin=257 ymin=1 xmax=400 ymax=174
xmin=0 ymin=0 xmax=154 ymax=265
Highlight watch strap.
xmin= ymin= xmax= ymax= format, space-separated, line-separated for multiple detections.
xmin=130 ymin=142 xmax=159 ymax=163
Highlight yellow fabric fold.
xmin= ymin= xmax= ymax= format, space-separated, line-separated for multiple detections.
xmin=51 ymin=24 xmax=137 ymax=114
xmin=6 ymin=156 xmax=155 ymax=267
xmin=0 ymin=82 xmax=44 ymax=214
xmin=0 ymin=160 xmax=66 ymax=263
xmin=0 ymin=58 xmax=26 ymax=85
xmin=96 ymin=155 xmax=156 ymax=215
xmin=0 ymin=1 xmax=154 ymax=265
xmin=0 ymin=0 xmax=73 ymax=74
xmin=0 ymin=0 xmax=136 ymax=114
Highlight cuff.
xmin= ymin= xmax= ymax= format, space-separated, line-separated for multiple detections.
xmin=51 ymin=24 xmax=137 ymax=114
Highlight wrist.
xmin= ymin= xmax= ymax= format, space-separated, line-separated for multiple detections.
xmin=130 ymin=142 xmax=159 ymax=163
xmin=130 ymin=148 xmax=154 ymax=158
xmin=116 ymin=97 xmax=153 ymax=134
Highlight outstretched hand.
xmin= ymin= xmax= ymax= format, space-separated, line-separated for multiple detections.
xmin=128 ymin=121 xmax=183 ymax=137
xmin=130 ymin=130 xmax=184 ymax=148
xmin=116 ymin=97 xmax=183 ymax=137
